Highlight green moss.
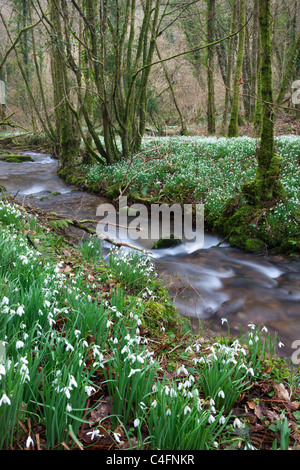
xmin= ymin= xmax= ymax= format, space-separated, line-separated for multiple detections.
xmin=280 ymin=238 xmax=300 ymax=255
xmin=143 ymin=298 xmax=188 ymax=334
xmin=106 ymin=185 xmax=120 ymax=199
xmin=243 ymin=154 xmax=286 ymax=204
xmin=0 ymin=154 xmax=34 ymax=163
xmin=152 ymin=234 xmax=183 ymax=250
xmin=244 ymin=238 xmax=265 ymax=253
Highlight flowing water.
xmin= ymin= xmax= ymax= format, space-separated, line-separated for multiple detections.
xmin=1 ymin=151 xmax=299 ymax=359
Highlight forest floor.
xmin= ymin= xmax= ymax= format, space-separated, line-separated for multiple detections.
xmin=0 ymin=192 xmax=300 ymax=451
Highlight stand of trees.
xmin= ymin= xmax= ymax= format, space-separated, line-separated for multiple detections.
xmin=0 ymin=0 xmax=299 ymax=204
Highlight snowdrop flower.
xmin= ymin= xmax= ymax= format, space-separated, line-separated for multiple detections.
xmin=0 ymin=364 xmax=6 ymax=376
xmin=248 ymin=323 xmax=256 ymax=330
xmin=65 ymin=341 xmax=74 ymax=352
xmin=87 ymin=429 xmax=103 ymax=440
xmin=0 ymin=393 xmax=11 ymax=406
xmin=26 ymin=435 xmax=34 ymax=448
xmin=177 ymin=365 xmax=188 ymax=376
xmin=66 ymin=404 xmax=72 ymax=412
xmin=184 ymin=405 xmax=191 ymax=415
xmin=16 ymin=305 xmax=25 ymax=317
xmin=1 ymin=296 xmax=9 ymax=305
xmin=262 ymin=326 xmax=268 ymax=333
xmin=278 ymin=341 xmax=284 ymax=348
xmin=166 ymin=409 xmax=172 ymax=416
xmin=151 ymin=400 xmax=157 ymax=408
xmin=221 ymin=317 xmax=228 ymax=325
xmin=208 ymin=415 xmax=215 ymax=424
xmin=233 ymin=418 xmax=245 ymax=429
xmin=16 ymin=340 xmax=24 ymax=349
xmin=218 ymin=390 xmax=225 ymax=399
xmin=106 ymin=320 xmax=113 ymax=328
xmin=69 ymin=375 xmax=78 ymax=389
xmin=85 ymin=385 xmax=96 ymax=396
xmin=134 ymin=418 xmax=140 ymax=427
xmin=113 ymin=432 xmax=121 ymax=444
xmin=128 ymin=368 xmax=142 ymax=378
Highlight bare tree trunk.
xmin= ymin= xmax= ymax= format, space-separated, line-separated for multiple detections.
xmin=228 ymin=0 xmax=246 ymax=137
xmin=221 ymin=0 xmax=238 ymax=134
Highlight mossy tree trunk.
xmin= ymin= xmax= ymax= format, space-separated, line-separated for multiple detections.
xmin=206 ymin=0 xmax=216 ymax=135
xmin=228 ymin=0 xmax=246 ymax=137
xmin=50 ymin=0 xmax=80 ymax=163
xmin=243 ymin=0 xmax=286 ymax=204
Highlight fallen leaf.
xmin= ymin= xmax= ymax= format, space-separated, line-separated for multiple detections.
xmin=273 ymin=383 xmax=290 ymax=402
xmin=265 ymin=410 xmax=281 ymax=421
xmin=254 ymin=405 xmax=264 ymax=420
xmin=90 ymin=396 xmax=111 ymax=425
xmin=248 ymin=401 xmax=258 ymax=410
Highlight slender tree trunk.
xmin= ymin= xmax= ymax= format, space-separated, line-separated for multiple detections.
xmin=221 ymin=0 xmax=238 ymax=134
xmin=206 ymin=0 xmax=216 ymax=134
xmin=155 ymin=44 xmax=188 ymax=135
xmin=250 ymin=0 xmax=259 ymax=121
xmin=228 ymin=0 xmax=246 ymax=137
xmin=242 ymin=25 xmax=252 ymax=121
xmin=50 ymin=0 xmax=80 ymax=163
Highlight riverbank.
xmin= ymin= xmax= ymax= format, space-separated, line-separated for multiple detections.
xmin=58 ymin=135 xmax=300 ymax=257
xmin=1 ymin=193 xmax=300 ymax=451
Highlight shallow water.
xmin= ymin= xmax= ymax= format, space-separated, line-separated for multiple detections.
xmin=1 ymin=151 xmax=299 ymax=360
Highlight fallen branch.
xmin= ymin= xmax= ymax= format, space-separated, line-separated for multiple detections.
xmin=49 ymin=213 xmax=151 ymax=254
xmin=74 ymin=220 xmax=151 ymax=254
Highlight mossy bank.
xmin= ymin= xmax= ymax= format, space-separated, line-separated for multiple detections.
xmin=59 ymin=136 xmax=300 ymax=257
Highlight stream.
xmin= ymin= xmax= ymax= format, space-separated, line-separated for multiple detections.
xmin=1 ymin=151 xmax=300 ymax=360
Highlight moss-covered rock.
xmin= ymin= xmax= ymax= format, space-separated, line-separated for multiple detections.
xmin=0 ymin=154 xmax=34 ymax=163
xmin=152 ymin=234 xmax=183 ymax=250
xmin=244 ymin=238 xmax=265 ymax=253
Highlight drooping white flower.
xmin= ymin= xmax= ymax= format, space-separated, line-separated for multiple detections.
xmin=86 ymin=429 xmax=103 ymax=440
xmin=0 ymin=393 xmax=11 ymax=406
xmin=233 ymin=418 xmax=245 ymax=429
xmin=16 ymin=305 xmax=25 ymax=317
xmin=128 ymin=368 xmax=142 ymax=378
xmin=26 ymin=435 xmax=34 ymax=448
xmin=113 ymin=432 xmax=121 ymax=444
xmin=133 ymin=418 xmax=140 ymax=427
xmin=85 ymin=385 xmax=96 ymax=396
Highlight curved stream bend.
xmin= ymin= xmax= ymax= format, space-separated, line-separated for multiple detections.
xmin=1 ymin=151 xmax=299 ymax=359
